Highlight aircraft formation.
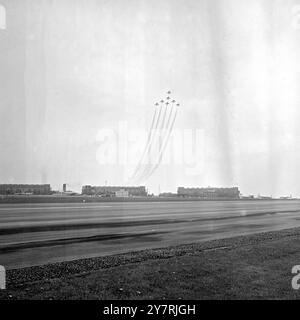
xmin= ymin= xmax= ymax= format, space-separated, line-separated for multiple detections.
xmin=129 ymin=91 xmax=180 ymax=184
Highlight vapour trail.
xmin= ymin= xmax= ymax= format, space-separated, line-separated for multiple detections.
xmin=137 ymin=101 xmax=173 ymax=183
xmin=129 ymin=105 xmax=159 ymax=182
xmin=133 ymin=100 xmax=167 ymax=183
xmin=129 ymin=101 xmax=162 ymax=182
xmin=159 ymin=100 xmax=176 ymax=162
xmin=141 ymin=105 xmax=179 ymax=182
xmin=158 ymin=103 xmax=170 ymax=164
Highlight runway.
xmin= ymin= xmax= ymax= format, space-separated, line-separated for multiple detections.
xmin=1 ymin=200 xmax=300 ymax=269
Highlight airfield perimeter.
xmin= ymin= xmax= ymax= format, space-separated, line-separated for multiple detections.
xmin=1 ymin=199 xmax=300 ymax=299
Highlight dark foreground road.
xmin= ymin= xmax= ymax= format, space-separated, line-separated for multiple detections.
xmin=1 ymin=227 xmax=300 ymax=299
xmin=1 ymin=200 xmax=300 ymax=269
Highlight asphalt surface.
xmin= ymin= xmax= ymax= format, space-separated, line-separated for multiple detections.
xmin=1 ymin=200 xmax=300 ymax=270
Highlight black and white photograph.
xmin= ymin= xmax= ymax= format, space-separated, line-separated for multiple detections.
xmin=1 ymin=0 xmax=300 ymax=307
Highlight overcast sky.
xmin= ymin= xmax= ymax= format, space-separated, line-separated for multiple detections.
xmin=1 ymin=0 xmax=300 ymax=195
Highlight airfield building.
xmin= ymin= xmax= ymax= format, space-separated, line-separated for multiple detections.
xmin=0 ymin=184 xmax=51 ymax=195
xmin=177 ymin=187 xmax=240 ymax=199
xmin=82 ymin=185 xmax=147 ymax=197
xmin=115 ymin=189 xmax=129 ymax=197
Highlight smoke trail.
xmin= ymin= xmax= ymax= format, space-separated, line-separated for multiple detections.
xmin=147 ymin=100 xmax=166 ymax=166
xmin=136 ymin=100 xmax=170 ymax=182
xmin=158 ymin=102 xmax=170 ymax=163
xmin=129 ymin=104 xmax=159 ymax=181
xmin=137 ymin=100 xmax=177 ymax=183
xmin=161 ymin=100 xmax=176 ymax=148
xmin=141 ymin=104 xmax=179 ymax=182
xmin=129 ymin=100 xmax=163 ymax=182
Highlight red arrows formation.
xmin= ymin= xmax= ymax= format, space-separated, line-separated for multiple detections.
xmin=130 ymin=91 xmax=180 ymax=184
